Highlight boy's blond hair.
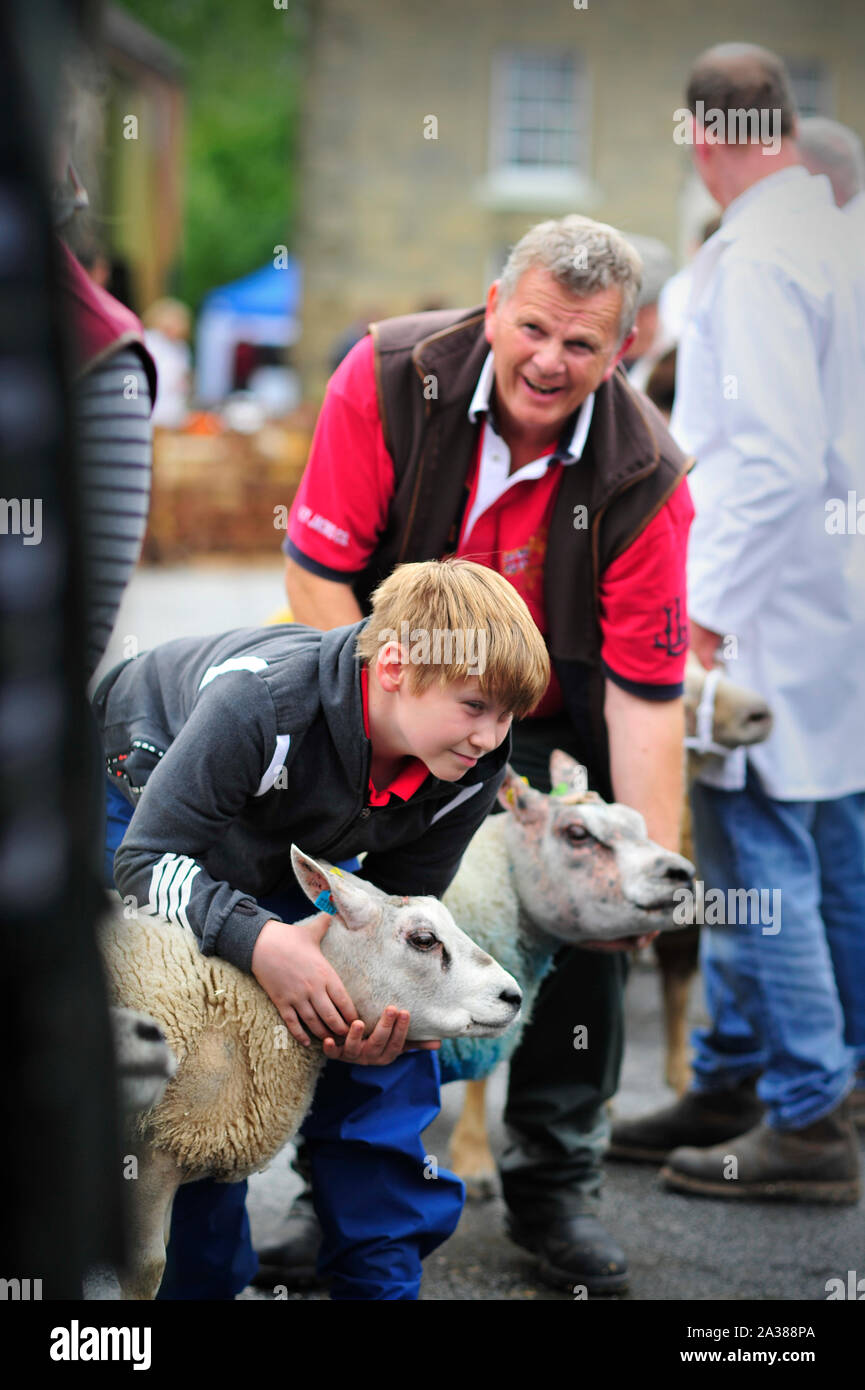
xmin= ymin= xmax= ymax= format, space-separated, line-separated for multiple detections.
xmin=356 ymin=559 xmax=550 ymax=719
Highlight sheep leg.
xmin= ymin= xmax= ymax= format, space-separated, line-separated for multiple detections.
xmin=448 ymin=1078 xmax=498 ymax=1201
xmin=118 ymin=1146 xmax=184 ymax=1300
xmin=661 ymin=968 xmax=694 ymax=1096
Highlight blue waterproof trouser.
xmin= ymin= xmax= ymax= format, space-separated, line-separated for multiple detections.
xmin=105 ymin=782 xmax=464 ymax=1299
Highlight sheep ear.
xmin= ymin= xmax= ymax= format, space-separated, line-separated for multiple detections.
xmin=290 ymin=847 xmax=381 ymax=931
xmin=548 ymin=749 xmax=588 ymax=796
xmin=496 ymin=767 xmax=547 ymax=825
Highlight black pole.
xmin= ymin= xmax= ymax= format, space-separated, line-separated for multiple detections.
xmin=0 ymin=0 xmax=124 ymax=1299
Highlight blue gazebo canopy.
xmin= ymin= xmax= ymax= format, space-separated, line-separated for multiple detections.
xmin=196 ymin=258 xmax=302 ymax=403
xmin=202 ymin=258 xmax=301 ymax=319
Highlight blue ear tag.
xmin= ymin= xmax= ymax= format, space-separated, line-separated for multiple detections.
xmin=314 ymin=889 xmax=338 ymax=915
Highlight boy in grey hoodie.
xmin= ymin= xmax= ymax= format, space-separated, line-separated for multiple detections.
xmin=96 ymin=559 xmax=548 ymax=1299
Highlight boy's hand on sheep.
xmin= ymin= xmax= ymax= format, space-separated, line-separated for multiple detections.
xmin=252 ymin=914 xmax=359 ymax=1046
xmin=322 ymin=1010 xmax=441 ymax=1066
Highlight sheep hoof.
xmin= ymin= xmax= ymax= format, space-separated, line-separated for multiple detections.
xmin=462 ymin=1172 xmax=499 ymax=1202
xmin=665 ymin=1062 xmax=692 ymax=1096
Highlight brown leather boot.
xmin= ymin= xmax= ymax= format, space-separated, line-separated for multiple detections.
xmin=607 ymin=1077 xmax=764 ymax=1163
xmin=660 ymin=1099 xmax=862 ymax=1204
xmin=848 ymin=1093 xmax=865 ymax=1131
xmin=847 ymin=1068 xmax=865 ymax=1132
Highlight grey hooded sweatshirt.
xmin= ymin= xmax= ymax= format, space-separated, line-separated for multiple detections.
xmin=93 ymin=620 xmax=510 ymax=972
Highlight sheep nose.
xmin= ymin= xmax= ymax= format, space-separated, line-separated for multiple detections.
xmin=744 ymin=708 xmax=772 ymax=734
xmin=499 ymin=986 xmax=522 ymax=1009
xmin=657 ymin=860 xmax=693 ymax=885
xmin=135 ymin=1019 xmax=166 ymax=1044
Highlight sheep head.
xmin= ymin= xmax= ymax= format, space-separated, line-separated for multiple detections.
xmin=684 ymin=651 xmax=773 ymax=753
xmin=497 ymin=753 xmax=695 ymax=943
xmin=290 ymin=847 xmax=522 ymax=1041
xmin=110 ymin=1006 xmax=177 ymax=1114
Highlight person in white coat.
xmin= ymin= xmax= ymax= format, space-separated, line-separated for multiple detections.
xmin=798 ymin=116 xmax=865 ymax=239
xmin=611 ymin=43 xmax=865 ymax=1202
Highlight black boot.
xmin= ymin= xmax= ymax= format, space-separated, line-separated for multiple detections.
xmin=660 ymin=1098 xmax=862 ymax=1204
xmin=251 ymin=1189 xmax=325 ymax=1291
xmin=507 ymin=1199 xmax=628 ymax=1295
xmin=607 ymin=1077 xmax=764 ymax=1163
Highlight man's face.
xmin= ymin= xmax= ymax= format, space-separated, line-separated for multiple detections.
xmin=484 ymin=267 xmax=632 ymax=441
xmin=394 ymin=674 xmax=513 ymax=782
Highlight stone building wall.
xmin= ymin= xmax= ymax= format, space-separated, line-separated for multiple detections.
xmin=295 ymin=0 xmax=865 ymax=396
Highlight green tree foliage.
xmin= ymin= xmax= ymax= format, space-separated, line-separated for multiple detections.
xmin=120 ymin=0 xmax=303 ymax=308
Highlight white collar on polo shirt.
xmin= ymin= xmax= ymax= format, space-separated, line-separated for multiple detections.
xmin=462 ymin=351 xmax=595 ymax=545
xmin=467 ymin=351 xmax=594 ymax=462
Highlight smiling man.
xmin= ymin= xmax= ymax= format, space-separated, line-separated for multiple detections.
xmin=482 ymin=271 xmax=626 ymax=465
xmin=276 ymin=215 xmax=695 ymax=1295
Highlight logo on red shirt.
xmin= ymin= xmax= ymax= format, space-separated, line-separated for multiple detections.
xmin=501 ymin=526 xmax=548 ymax=607
xmin=653 ymin=596 xmax=688 ymax=657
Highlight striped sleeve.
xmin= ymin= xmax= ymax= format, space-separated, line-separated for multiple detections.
xmin=76 ymin=347 xmax=153 ymax=678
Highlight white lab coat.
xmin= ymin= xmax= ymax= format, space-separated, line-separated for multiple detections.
xmin=846 ymin=188 xmax=865 ymax=250
xmin=672 ymin=168 xmax=865 ymax=799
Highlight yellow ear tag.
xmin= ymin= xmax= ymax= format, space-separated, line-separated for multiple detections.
xmin=505 ymin=787 xmax=515 ymax=806
xmin=331 ymin=866 xmax=344 ymax=877
xmin=519 ymin=775 xmax=529 ymax=785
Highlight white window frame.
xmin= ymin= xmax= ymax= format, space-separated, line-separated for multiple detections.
xmin=489 ymin=47 xmax=588 ymax=175
xmin=784 ymin=58 xmax=834 ymax=118
xmin=476 ymin=47 xmax=599 ymax=212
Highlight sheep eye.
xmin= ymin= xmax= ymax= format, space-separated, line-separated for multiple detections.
xmin=408 ymin=931 xmax=438 ymax=951
xmin=565 ymin=823 xmax=589 ymax=844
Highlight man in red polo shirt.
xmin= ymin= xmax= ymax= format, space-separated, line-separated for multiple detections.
xmin=270 ymin=215 xmax=694 ymax=1295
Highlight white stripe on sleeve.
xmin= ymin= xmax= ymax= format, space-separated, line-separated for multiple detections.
xmin=139 ymin=852 xmax=201 ymax=927
xmin=255 ymin=733 xmax=292 ymax=796
xmin=199 ymin=656 xmax=268 ymax=689
xmin=429 ymin=782 xmax=483 ymax=825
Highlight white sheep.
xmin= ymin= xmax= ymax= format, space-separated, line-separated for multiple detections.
xmin=99 ymin=846 xmax=521 ymax=1299
xmin=443 ymin=666 xmax=774 ymax=1194
xmin=440 ymin=750 xmax=694 ymax=1193
xmin=439 ymin=750 xmax=694 ymax=1080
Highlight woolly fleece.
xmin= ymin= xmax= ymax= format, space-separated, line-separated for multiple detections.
xmin=100 ymin=909 xmax=321 ymax=1180
xmin=439 ymin=816 xmax=554 ymax=1082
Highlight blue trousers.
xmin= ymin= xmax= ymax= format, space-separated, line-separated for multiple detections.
xmin=104 ymin=782 xmax=464 ymax=1299
xmin=689 ymin=768 xmax=865 ymax=1129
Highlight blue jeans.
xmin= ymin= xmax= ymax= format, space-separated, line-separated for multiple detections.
xmin=105 ymin=781 xmax=464 ymax=1299
xmin=689 ymin=767 xmax=865 ymax=1129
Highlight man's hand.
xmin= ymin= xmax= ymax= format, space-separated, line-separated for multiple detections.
xmin=322 ymin=1009 xmax=441 ymax=1066
xmin=252 ymin=914 xmax=359 ymax=1046
xmin=580 ymin=931 xmax=659 ymax=954
xmin=690 ymin=620 xmax=723 ymax=671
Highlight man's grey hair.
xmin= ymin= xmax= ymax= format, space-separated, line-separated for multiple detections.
xmin=497 ymin=215 xmax=644 ymax=345
xmin=798 ymin=116 xmax=865 ymax=208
